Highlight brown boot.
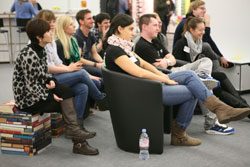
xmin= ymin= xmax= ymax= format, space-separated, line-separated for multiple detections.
xmin=73 ymin=140 xmax=99 ymax=155
xmin=171 ymin=121 xmax=201 ymax=146
xmin=77 ymin=119 xmax=96 ymax=136
xmin=61 ymin=98 xmax=95 ymax=140
xmin=204 ymin=95 xmax=250 ymax=124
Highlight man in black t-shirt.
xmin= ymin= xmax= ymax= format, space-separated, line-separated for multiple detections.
xmin=135 ymin=14 xmax=234 ymax=136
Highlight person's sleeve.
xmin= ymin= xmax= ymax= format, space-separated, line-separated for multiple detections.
xmin=55 ymin=40 xmax=67 ymax=65
xmin=53 ymin=43 xmax=63 ymax=65
xmin=91 ymin=32 xmax=97 ymax=44
xmin=156 ymin=39 xmax=169 ymax=56
xmin=75 ymin=34 xmax=83 ymax=49
xmin=108 ymin=46 xmax=128 ymax=62
xmin=173 ymin=20 xmax=185 ymax=47
xmin=29 ymin=2 xmax=37 ymax=16
xmin=10 ymin=2 xmax=15 ymax=12
xmin=203 ymin=27 xmax=223 ymax=57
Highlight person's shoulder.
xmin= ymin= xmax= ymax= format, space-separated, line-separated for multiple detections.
xmin=19 ymin=45 xmax=37 ymax=60
xmin=106 ymin=45 xmax=124 ymax=53
xmin=136 ymin=37 xmax=150 ymax=47
xmin=89 ymin=31 xmax=97 ymax=41
xmin=75 ymin=28 xmax=82 ymax=37
xmin=176 ymin=37 xmax=186 ymax=44
xmin=55 ymin=39 xmax=62 ymax=45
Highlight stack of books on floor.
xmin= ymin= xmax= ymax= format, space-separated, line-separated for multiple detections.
xmin=50 ymin=112 xmax=64 ymax=138
xmin=0 ymin=101 xmax=52 ymax=156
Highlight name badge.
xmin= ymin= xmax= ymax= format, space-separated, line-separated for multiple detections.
xmin=130 ymin=56 xmax=137 ymax=63
xmin=184 ymin=46 xmax=190 ymax=53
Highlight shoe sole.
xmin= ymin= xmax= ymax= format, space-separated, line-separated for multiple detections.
xmin=219 ymin=110 xmax=250 ymax=124
xmin=205 ymin=130 xmax=234 ymax=135
xmin=73 ymin=150 xmax=99 ymax=155
xmin=202 ymin=80 xmax=220 ymax=90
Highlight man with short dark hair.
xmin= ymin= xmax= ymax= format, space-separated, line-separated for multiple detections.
xmin=91 ymin=12 xmax=110 ymax=58
xmin=75 ymin=9 xmax=103 ymax=77
xmin=135 ymin=14 xmax=234 ymax=135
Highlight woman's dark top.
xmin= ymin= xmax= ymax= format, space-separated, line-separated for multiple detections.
xmin=105 ymin=45 xmax=140 ymax=74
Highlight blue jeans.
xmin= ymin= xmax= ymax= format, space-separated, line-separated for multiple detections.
xmin=163 ymin=70 xmax=213 ymax=129
xmin=53 ymin=69 xmax=104 ymax=119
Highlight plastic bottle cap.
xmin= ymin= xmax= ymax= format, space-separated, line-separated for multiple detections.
xmin=142 ymin=129 xmax=146 ymax=133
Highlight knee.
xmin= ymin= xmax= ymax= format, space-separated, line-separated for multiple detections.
xmin=79 ymin=69 xmax=89 ymax=77
xmin=75 ymin=84 xmax=88 ymax=96
xmin=201 ymin=57 xmax=212 ymax=64
xmin=202 ymin=42 xmax=211 ymax=50
xmin=201 ymin=57 xmax=213 ymax=66
xmin=212 ymin=71 xmax=227 ymax=81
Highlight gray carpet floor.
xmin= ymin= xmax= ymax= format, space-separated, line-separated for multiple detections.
xmin=0 ymin=63 xmax=250 ymax=167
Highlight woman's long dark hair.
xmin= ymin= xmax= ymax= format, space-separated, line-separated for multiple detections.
xmin=103 ymin=14 xmax=134 ymax=51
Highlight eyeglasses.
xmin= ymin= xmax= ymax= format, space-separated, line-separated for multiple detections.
xmin=198 ymin=7 xmax=206 ymax=10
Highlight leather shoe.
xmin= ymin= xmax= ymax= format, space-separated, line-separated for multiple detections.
xmin=73 ymin=140 xmax=99 ymax=155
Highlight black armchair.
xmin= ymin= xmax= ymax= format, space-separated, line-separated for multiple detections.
xmin=102 ymin=67 xmax=173 ymax=154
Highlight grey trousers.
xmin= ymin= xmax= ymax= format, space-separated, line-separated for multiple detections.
xmin=171 ymin=57 xmax=213 ymax=75
xmin=201 ymin=42 xmax=221 ymax=72
xmin=171 ymin=57 xmax=217 ymax=129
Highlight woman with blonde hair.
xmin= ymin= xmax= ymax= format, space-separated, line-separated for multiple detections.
xmin=36 ymin=11 xmax=108 ymax=155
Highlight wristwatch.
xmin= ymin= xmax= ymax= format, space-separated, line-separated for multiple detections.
xmin=165 ymin=58 xmax=171 ymax=66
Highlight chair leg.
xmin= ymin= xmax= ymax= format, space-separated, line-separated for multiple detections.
xmin=18 ymin=28 xmax=21 ymax=51
xmin=6 ymin=31 xmax=11 ymax=64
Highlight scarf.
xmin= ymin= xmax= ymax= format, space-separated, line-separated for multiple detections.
xmin=70 ymin=37 xmax=80 ymax=63
xmin=184 ymin=31 xmax=202 ymax=62
xmin=107 ymin=34 xmax=135 ymax=57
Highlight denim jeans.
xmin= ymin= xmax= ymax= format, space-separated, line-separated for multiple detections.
xmin=171 ymin=58 xmax=217 ymax=129
xmin=53 ymin=69 xmax=104 ymax=119
xmin=163 ymin=70 xmax=213 ymax=129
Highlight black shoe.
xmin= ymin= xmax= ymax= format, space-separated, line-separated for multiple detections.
xmin=73 ymin=140 xmax=99 ymax=155
xmin=96 ymin=93 xmax=109 ymax=111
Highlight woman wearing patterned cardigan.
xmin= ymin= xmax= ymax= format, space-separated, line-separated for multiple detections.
xmin=12 ymin=19 xmax=98 ymax=155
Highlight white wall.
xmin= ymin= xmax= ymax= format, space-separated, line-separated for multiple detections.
xmin=204 ymin=0 xmax=250 ymax=62
xmin=1 ymin=0 xmax=100 ymax=15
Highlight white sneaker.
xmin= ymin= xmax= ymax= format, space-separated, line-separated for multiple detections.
xmin=198 ymin=73 xmax=220 ymax=90
xmin=205 ymin=121 xmax=235 ymax=135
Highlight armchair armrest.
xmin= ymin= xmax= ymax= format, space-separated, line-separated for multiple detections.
xmin=175 ymin=59 xmax=189 ymax=67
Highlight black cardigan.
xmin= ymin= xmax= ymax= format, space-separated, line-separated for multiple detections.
xmin=172 ymin=37 xmax=192 ymax=63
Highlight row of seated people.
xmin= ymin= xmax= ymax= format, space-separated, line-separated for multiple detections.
xmin=12 ymin=5 xmax=250 ymax=157
xmin=12 ymin=9 xmax=110 ymax=156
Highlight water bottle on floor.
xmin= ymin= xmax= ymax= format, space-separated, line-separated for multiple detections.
xmin=139 ymin=129 xmax=149 ymax=160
